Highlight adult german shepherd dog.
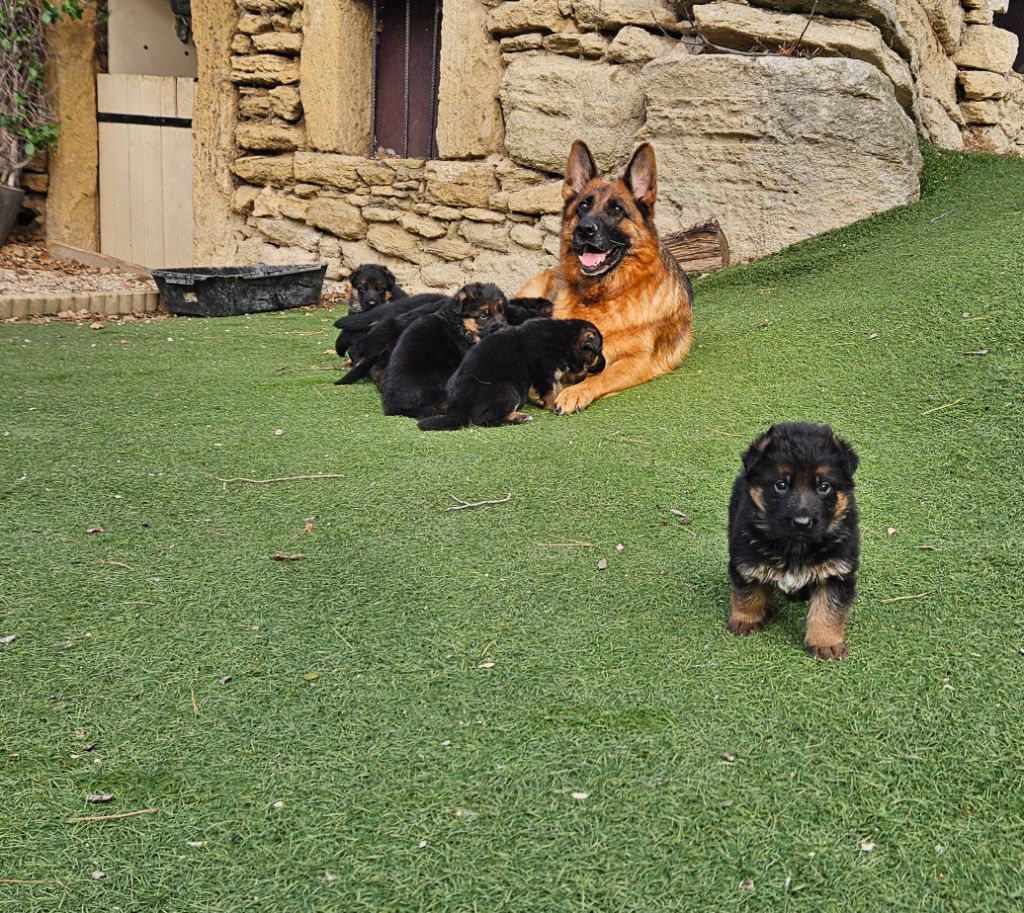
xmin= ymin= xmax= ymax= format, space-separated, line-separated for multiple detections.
xmin=516 ymin=140 xmax=693 ymax=414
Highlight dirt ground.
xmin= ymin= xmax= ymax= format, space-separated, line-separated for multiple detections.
xmin=0 ymin=242 xmax=157 ymax=297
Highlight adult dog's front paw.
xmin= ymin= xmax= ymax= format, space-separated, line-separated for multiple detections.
xmin=554 ymin=385 xmax=595 ymax=415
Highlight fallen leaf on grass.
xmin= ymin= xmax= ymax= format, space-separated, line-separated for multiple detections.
xmin=271 ymin=552 xmax=305 ymax=561
xmin=85 ymin=794 xmax=113 ymax=804
xmin=91 ymin=870 xmax=106 ymax=880
xmin=0 ymin=635 xmax=15 ymax=645
xmin=719 ymin=801 xmax=734 ymax=809
xmin=303 ymin=672 xmax=320 ymax=681
xmin=886 ymin=527 xmax=897 ymax=536
xmin=86 ymin=526 xmax=106 ymax=534
xmin=218 ymin=675 xmax=232 ymax=685
xmin=669 ymin=509 xmax=692 ymax=525
xmin=478 ymin=661 xmax=495 ymax=669
xmin=571 ymin=791 xmax=589 ymax=801
xmin=859 ymin=839 xmax=876 ymax=852
xmin=597 ymin=559 xmax=608 ymax=571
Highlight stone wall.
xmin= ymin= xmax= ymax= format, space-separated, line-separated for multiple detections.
xmin=216 ymin=0 xmax=1023 ymax=287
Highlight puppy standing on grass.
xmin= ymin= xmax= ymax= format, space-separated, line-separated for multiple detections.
xmin=727 ymin=422 xmax=861 ymax=659
xmin=380 ymin=283 xmax=508 ymax=419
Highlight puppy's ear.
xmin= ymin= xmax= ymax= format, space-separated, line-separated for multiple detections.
xmin=741 ymin=426 xmax=776 ymax=472
xmin=564 ymin=140 xmax=597 ymax=202
xmin=624 ymin=143 xmax=657 ymax=213
xmin=833 ymin=435 xmax=860 ymax=477
xmin=455 ymin=285 xmax=476 ymax=317
xmin=381 ymin=266 xmax=397 ymax=295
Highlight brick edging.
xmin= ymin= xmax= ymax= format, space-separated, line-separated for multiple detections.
xmin=0 ymin=290 xmax=162 ymax=320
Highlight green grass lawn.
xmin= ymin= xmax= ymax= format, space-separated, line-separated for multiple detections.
xmin=1 ymin=146 xmax=1022 ymax=912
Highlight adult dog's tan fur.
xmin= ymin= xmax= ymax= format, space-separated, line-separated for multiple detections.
xmin=516 ymin=140 xmax=693 ymax=414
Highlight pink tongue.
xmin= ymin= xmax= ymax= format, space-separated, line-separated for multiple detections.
xmin=580 ymin=250 xmax=608 ymax=269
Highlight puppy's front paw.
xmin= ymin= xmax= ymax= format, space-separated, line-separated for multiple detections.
xmin=806 ymin=641 xmax=849 ymax=660
xmin=727 ymin=618 xmax=764 ymax=636
xmin=554 ymin=385 xmax=594 ymax=415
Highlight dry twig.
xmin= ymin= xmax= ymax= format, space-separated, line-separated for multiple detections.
xmin=64 ymin=807 xmax=159 ymax=824
xmin=446 ymin=493 xmax=512 ymax=512
xmin=879 ymin=590 xmax=936 ymax=605
xmin=211 ymin=473 xmax=345 ymax=490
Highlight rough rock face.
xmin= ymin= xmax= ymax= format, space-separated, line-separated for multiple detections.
xmin=954 ymin=24 xmax=1020 ymax=72
xmin=436 ymin=0 xmax=504 ymax=158
xmin=694 ymin=2 xmax=916 ymax=114
xmin=499 ymin=55 xmax=646 ymax=172
xmin=640 ymin=49 xmax=923 ymax=261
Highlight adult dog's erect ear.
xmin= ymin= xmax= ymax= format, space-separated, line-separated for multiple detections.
xmin=624 ymin=143 xmax=657 ymax=216
xmin=563 ymin=140 xmax=598 ymax=202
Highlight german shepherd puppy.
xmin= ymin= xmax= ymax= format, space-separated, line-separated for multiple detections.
xmin=380 ymin=283 xmax=508 ymax=419
xmin=345 ymin=263 xmax=405 ymax=314
xmin=506 ymin=296 xmax=554 ymax=325
xmin=336 ymin=295 xmax=450 ymax=386
xmin=417 ymin=319 xmax=605 ymax=431
xmin=727 ymin=422 xmax=861 ymax=660
xmin=334 ymin=291 xmax=446 ymax=362
xmin=516 ymin=140 xmax=693 ymax=414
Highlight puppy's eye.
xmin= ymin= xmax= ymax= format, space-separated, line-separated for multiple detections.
xmin=774 ymin=479 xmax=789 ymax=493
xmin=817 ymin=481 xmax=833 ymax=495
xmin=479 ymin=309 xmax=490 ymax=319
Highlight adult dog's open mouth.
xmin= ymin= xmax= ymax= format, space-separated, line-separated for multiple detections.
xmin=576 ymin=243 xmax=626 ymax=277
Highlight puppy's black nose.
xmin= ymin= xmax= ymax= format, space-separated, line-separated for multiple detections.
xmin=791 ymin=516 xmax=814 ymax=530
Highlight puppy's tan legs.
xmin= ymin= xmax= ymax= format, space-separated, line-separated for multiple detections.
xmin=727 ymin=582 xmax=774 ymax=636
xmin=504 ymin=411 xmax=532 ymax=424
xmin=805 ymin=579 xmax=855 ymax=660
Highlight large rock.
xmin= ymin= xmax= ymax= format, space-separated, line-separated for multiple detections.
xmin=640 ymin=49 xmax=922 ymax=262
xmin=747 ymin=0 xmax=915 ymax=63
xmin=606 ymin=26 xmax=678 ymax=65
xmin=892 ymin=0 xmax=960 ymax=125
xmin=293 ymin=151 xmax=363 ymax=189
xmin=919 ymin=97 xmax=965 ymax=148
xmin=253 ymin=217 xmax=324 ymax=252
xmin=307 ymin=197 xmax=367 ymax=240
xmin=499 ymin=55 xmax=646 ymax=173
xmin=424 ymin=161 xmax=498 ymax=206
xmin=917 ymin=0 xmax=964 ymax=54
xmin=366 ymin=224 xmax=422 ymax=263
xmin=437 ymin=0 xmax=504 ymax=157
xmin=232 ymin=154 xmax=295 ymax=185
xmin=230 ymin=54 xmax=300 ymax=85
xmin=302 ymin=0 xmax=372 ymax=153
xmin=959 ymin=69 xmax=1009 ymax=99
xmin=694 ymin=2 xmax=916 ymax=113
xmin=235 ymin=122 xmax=306 ymax=151
xmin=954 ymin=25 xmax=1020 ymax=72
xmin=573 ymin=0 xmax=685 ymax=35
xmin=487 ymin=0 xmax=571 ymax=35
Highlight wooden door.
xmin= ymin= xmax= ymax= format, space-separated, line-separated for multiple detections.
xmin=97 ymin=74 xmax=194 ymax=268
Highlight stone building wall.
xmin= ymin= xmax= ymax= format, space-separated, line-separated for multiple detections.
xmin=215 ymin=0 xmax=1022 ymax=290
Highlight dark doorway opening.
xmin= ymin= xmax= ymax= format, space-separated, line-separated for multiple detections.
xmin=995 ymin=1 xmax=1024 ymax=73
xmin=372 ymin=0 xmax=443 ymax=159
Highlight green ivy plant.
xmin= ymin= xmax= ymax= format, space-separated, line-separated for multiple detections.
xmin=0 ymin=0 xmax=104 ymax=188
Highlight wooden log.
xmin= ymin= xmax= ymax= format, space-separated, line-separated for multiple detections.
xmin=661 ymin=218 xmax=730 ymax=275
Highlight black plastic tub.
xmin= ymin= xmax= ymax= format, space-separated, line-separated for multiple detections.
xmin=151 ymin=264 xmax=327 ymax=317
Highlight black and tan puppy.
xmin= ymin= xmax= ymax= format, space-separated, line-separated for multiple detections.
xmin=344 ymin=263 xmax=405 ymax=314
xmin=727 ymin=422 xmax=861 ymax=660
xmin=334 ymin=291 xmax=446 ymax=362
xmin=418 ymin=319 xmax=604 ymax=431
xmin=336 ymin=294 xmax=451 ymax=386
xmin=380 ymin=283 xmax=508 ymax=419
xmin=506 ymin=296 xmax=554 ymax=325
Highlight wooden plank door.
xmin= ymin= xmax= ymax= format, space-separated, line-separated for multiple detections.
xmin=97 ymin=73 xmax=195 ymax=268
